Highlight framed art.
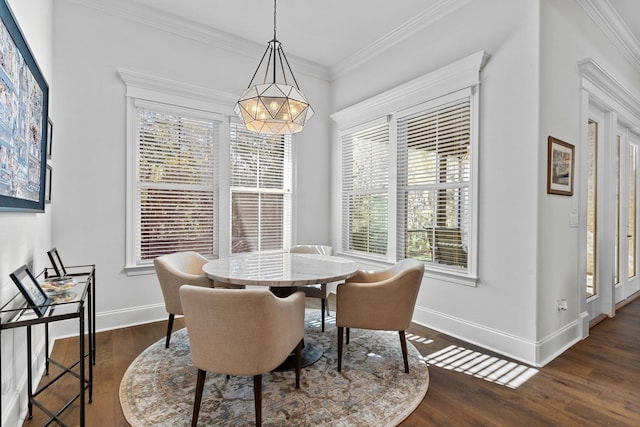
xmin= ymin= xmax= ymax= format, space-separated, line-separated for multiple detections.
xmin=47 ymin=247 xmax=68 ymax=277
xmin=0 ymin=0 xmax=49 ymax=212
xmin=547 ymin=136 xmax=574 ymax=196
xmin=47 ymin=117 xmax=53 ymax=159
xmin=10 ymin=264 xmax=51 ymax=317
xmin=45 ymin=164 xmax=51 ymax=203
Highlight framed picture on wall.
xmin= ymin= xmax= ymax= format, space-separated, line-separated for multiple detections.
xmin=47 ymin=117 xmax=53 ymax=159
xmin=45 ymin=164 xmax=51 ymax=203
xmin=547 ymin=136 xmax=574 ymax=196
xmin=0 ymin=0 xmax=50 ymax=212
xmin=10 ymin=265 xmax=51 ymax=317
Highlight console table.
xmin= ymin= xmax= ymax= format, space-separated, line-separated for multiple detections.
xmin=0 ymin=264 xmax=96 ymax=427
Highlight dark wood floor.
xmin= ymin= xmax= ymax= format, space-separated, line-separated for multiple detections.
xmin=23 ymin=297 xmax=640 ymax=426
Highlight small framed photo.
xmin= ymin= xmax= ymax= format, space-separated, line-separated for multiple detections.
xmin=45 ymin=165 xmax=52 ymax=203
xmin=47 ymin=117 xmax=53 ymax=159
xmin=10 ymin=265 xmax=51 ymax=317
xmin=547 ymin=136 xmax=574 ymax=196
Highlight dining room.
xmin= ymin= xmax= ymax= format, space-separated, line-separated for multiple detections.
xmin=2 ymin=0 xmax=640 ymax=425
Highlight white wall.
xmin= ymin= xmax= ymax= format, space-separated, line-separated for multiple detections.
xmin=1 ymin=2 xmax=53 ymax=425
xmin=331 ymin=0 xmax=640 ymax=366
xmin=50 ymin=0 xmax=332 ymax=331
xmin=331 ymin=0 xmax=543 ymax=364
xmin=536 ymin=0 xmax=640 ymax=362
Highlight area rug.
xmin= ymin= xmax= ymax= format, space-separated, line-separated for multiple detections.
xmin=119 ymin=311 xmax=429 ymax=426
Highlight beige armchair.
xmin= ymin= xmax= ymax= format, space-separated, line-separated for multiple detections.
xmin=289 ymin=244 xmax=333 ymax=332
xmin=336 ymin=258 xmax=424 ymax=373
xmin=153 ymin=251 xmax=212 ymax=349
xmin=179 ymin=286 xmax=305 ymax=427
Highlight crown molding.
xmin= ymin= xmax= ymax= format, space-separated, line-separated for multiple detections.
xmin=66 ymin=0 xmax=330 ymax=81
xmin=576 ymin=0 xmax=640 ymax=73
xmin=330 ymin=0 xmax=471 ymax=79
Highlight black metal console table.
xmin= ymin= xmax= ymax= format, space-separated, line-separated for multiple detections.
xmin=0 ymin=265 xmax=96 ymax=427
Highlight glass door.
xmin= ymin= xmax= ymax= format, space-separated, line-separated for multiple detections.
xmin=615 ymin=130 xmax=640 ymax=303
xmin=585 ymin=110 xmax=614 ymax=322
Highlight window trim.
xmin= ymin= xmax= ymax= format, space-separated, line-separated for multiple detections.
xmin=120 ymin=69 xmax=236 ymax=274
xmin=331 ymin=51 xmax=487 ymax=286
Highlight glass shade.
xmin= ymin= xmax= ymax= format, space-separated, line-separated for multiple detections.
xmin=235 ymin=83 xmax=314 ymax=135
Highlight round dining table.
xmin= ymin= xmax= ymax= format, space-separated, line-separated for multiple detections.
xmin=202 ymin=251 xmax=359 ymax=367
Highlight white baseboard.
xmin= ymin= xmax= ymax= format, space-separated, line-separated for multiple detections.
xmin=95 ymin=303 xmax=168 ymax=333
xmin=50 ymin=303 xmax=168 ymax=340
xmin=2 ymin=337 xmax=47 ymax=427
xmin=414 ymin=305 xmax=584 ymax=367
xmin=536 ymin=319 xmax=583 ymax=366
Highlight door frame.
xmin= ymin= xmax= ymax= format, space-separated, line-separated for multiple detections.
xmin=577 ymin=59 xmax=640 ymax=338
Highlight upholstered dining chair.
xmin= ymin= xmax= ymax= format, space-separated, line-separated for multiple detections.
xmin=153 ymin=251 xmax=212 ymax=349
xmin=179 ymin=285 xmax=305 ymax=427
xmin=289 ymin=244 xmax=333 ymax=332
xmin=336 ymin=258 xmax=425 ymax=373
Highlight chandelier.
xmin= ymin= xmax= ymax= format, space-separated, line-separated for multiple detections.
xmin=234 ymin=0 xmax=314 ymax=135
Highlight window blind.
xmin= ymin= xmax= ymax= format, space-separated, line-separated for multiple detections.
xmin=341 ymin=120 xmax=389 ymax=256
xmin=397 ymin=98 xmax=471 ymax=269
xmin=230 ymin=123 xmax=291 ymax=253
xmin=135 ymin=106 xmax=218 ymax=264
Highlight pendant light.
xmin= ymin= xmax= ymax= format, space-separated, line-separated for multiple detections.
xmin=234 ymin=0 xmax=314 ymax=135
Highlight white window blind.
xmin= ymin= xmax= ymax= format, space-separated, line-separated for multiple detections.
xmin=341 ymin=120 xmax=389 ymax=256
xmin=397 ymin=98 xmax=471 ymax=270
xmin=135 ymin=104 xmax=218 ymax=264
xmin=230 ymin=122 xmax=292 ymax=253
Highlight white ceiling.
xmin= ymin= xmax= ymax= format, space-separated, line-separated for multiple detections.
xmin=125 ymin=0 xmax=640 ymax=73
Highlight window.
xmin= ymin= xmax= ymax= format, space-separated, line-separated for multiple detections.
xmin=333 ymin=51 xmax=485 ymax=283
xmin=341 ymin=95 xmax=472 ymax=272
xmin=131 ymin=100 xmax=219 ymax=266
xmin=341 ymin=120 xmax=389 ymax=256
xmin=397 ymin=98 xmax=471 ymax=270
xmin=230 ymin=122 xmax=292 ymax=253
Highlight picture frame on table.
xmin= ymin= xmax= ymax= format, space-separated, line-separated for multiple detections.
xmin=547 ymin=136 xmax=574 ymax=196
xmin=0 ymin=1 xmax=50 ymax=212
xmin=9 ymin=265 xmax=51 ymax=317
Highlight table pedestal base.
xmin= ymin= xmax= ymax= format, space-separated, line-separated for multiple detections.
xmin=275 ymin=339 xmax=323 ymax=371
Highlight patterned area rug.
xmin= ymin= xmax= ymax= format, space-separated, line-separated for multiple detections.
xmin=119 ymin=311 xmax=429 ymax=426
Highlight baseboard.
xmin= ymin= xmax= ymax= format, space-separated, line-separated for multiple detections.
xmin=536 ymin=319 xmax=582 ymax=366
xmin=414 ymin=305 xmax=586 ymax=367
xmin=50 ymin=303 xmax=168 ymax=339
xmin=95 ymin=303 xmax=168 ymax=333
xmin=413 ymin=305 xmax=539 ymax=366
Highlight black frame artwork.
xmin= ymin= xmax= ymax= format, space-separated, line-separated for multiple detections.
xmin=0 ymin=0 xmax=49 ymax=212
xmin=45 ymin=164 xmax=51 ymax=203
xmin=10 ymin=264 xmax=51 ymax=317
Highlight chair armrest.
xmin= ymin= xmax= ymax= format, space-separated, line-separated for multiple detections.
xmin=336 ymin=274 xmax=421 ymax=331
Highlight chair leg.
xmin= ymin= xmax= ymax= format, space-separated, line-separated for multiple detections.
xmin=346 ymin=327 xmax=350 ymax=344
xmin=253 ymin=375 xmax=262 ymax=427
xmin=294 ymin=339 xmax=302 ymax=389
xmin=192 ymin=369 xmax=206 ymax=427
xmin=320 ymin=298 xmax=326 ymax=332
xmin=165 ymin=314 xmax=175 ymax=349
xmin=399 ymin=330 xmax=409 ymax=373
xmin=337 ymin=326 xmax=343 ymax=372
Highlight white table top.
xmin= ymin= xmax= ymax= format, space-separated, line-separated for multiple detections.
xmin=202 ymin=252 xmax=359 ymax=287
